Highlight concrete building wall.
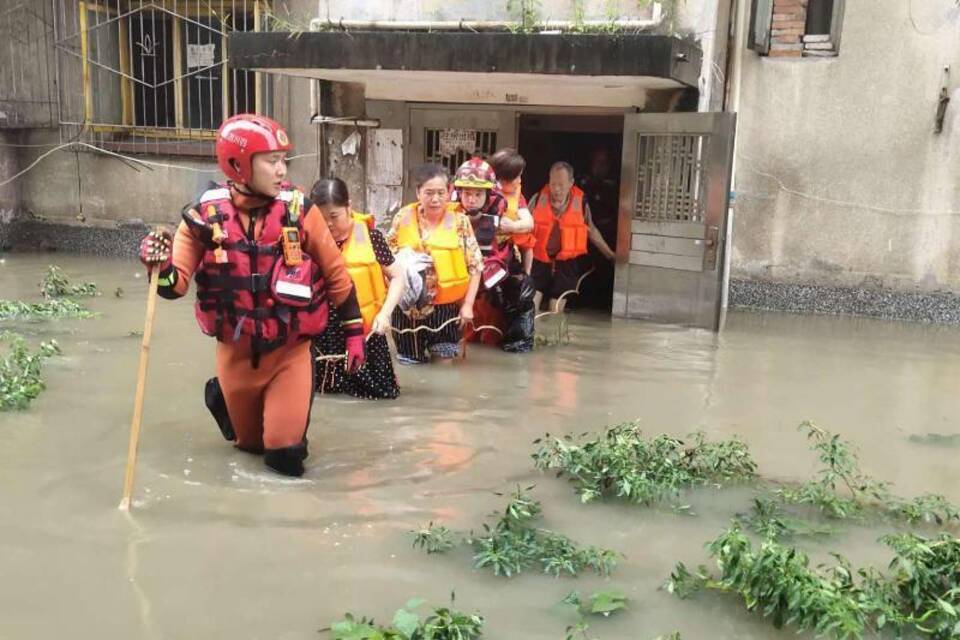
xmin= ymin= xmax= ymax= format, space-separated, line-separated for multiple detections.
xmin=732 ymin=0 xmax=960 ymax=293
xmin=18 ymin=129 xmax=217 ymax=227
xmin=0 ymin=131 xmax=21 ymax=247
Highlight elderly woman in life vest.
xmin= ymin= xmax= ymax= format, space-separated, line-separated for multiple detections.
xmin=311 ymin=177 xmax=403 ymax=399
xmin=387 ymin=163 xmax=483 ymax=364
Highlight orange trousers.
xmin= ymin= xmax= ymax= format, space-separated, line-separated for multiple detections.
xmin=215 ymin=338 xmax=314 ymax=452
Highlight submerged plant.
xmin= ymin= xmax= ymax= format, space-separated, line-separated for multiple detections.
xmin=777 ymin=422 xmax=960 ymax=526
xmin=532 ymin=421 xmax=756 ymax=506
xmin=411 ymin=523 xmax=455 ymax=555
xmin=908 ymin=432 xmax=960 ymax=448
xmin=0 ymin=298 xmax=94 ymax=321
xmin=0 ymin=332 xmax=61 ymax=411
xmin=412 ymin=486 xmax=620 ymax=579
xmin=324 ymin=595 xmax=483 ymax=640
xmin=39 ymin=265 xmax=98 ymax=299
xmin=738 ymin=497 xmax=837 ymax=541
xmin=561 ymin=589 xmax=629 ymax=640
xmin=666 ymin=524 xmax=960 ymax=639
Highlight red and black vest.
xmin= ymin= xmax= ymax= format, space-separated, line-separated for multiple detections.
xmin=183 ymin=184 xmax=328 ymax=365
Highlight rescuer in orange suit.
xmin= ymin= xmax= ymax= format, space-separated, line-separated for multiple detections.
xmin=137 ymin=114 xmax=365 ymax=477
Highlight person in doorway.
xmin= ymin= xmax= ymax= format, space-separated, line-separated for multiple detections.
xmin=529 ymin=161 xmax=617 ymax=314
xmin=576 ymin=147 xmax=620 ymax=309
xmin=310 ymin=177 xmax=403 ymax=399
xmin=577 ymin=147 xmax=619 ymax=249
xmin=454 ymin=157 xmax=536 ymax=353
xmin=489 ymin=148 xmax=536 ymax=275
xmin=387 ymin=163 xmax=482 ymax=363
xmin=137 ymin=114 xmax=365 ymax=477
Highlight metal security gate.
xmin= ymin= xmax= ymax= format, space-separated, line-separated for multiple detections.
xmin=612 ymin=113 xmax=736 ymax=330
xmin=407 ymin=107 xmax=515 ymax=202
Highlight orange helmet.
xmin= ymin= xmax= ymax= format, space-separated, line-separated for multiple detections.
xmin=215 ymin=113 xmax=292 ymax=183
xmin=454 ymin=157 xmax=496 ymax=190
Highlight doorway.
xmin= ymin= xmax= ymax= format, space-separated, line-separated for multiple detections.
xmin=517 ymin=114 xmax=624 ymax=312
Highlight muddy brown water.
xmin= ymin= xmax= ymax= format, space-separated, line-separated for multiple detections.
xmin=2 ymin=254 xmax=960 ymax=639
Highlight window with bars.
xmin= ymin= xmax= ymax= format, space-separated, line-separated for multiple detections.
xmin=424 ymin=128 xmax=499 ymax=175
xmin=64 ymin=0 xmax=265 ymax=145
xmin=633 ymin=134 xmax=708 ymax=222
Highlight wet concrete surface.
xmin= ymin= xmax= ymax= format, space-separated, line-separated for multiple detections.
xmin=2 ymin=254 xmax=960 ymax=639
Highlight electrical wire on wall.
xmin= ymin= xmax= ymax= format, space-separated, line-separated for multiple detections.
xmin=0 ymin=141 xmax=323 ymax=188
xmin=737 ymin=153 xmax=960 ymax=218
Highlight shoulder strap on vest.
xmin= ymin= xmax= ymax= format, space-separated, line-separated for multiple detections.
xmin=278 ymin=188 xmax=304 ymax=226
xmin=200 ymin=186 xmax=231 ymax=204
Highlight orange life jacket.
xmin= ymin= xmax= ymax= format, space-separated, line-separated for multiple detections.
xmin=341 ymin=212 xmax=387 ymax=334
xmin=532 ymin=185 xmax=588 ymax=263
xmin=185 ymin=183 xmax=328 ymax=362
xmin=498 ymin=187 xmax=535 ymax=250
xmin=394 ymin=204 xmax=470 ymax=305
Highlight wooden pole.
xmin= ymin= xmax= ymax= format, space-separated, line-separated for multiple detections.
xmin=119 ymin=269 xmax=160 ymax=511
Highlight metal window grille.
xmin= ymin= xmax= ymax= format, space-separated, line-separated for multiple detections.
xmin=0 ymin=3 xmax=58 ymax=129
xmin=634 ymin=134 xmax=709 ymax=222
xmin=424 ymin=128 xmax=498 ymax=176
xmin=52 ymin=0 xmax=273 ymax=154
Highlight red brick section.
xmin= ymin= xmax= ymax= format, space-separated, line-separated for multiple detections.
xmin=769 ymin=0 xmax=807 ymax=57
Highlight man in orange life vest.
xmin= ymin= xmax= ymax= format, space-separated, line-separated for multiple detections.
xmin=137 ymin=114 xmax=365 ymax=477
xmin=528 ymin=161 xmax=617 ymax=314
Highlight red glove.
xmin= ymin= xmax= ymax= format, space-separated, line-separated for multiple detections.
xmin=345 ymin=333 xmax=366 ymax=374
xmin=139 ymin=228 xmax=173 ymax=273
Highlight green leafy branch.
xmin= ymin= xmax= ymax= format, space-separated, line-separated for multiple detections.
xmin=532 ymin=421 xmax=757 ymax=506
xmin=0 ymin=332 xmax=61 ymax=411
xmin=561 ymin=589 xmax=629 ymax=640
xmin=39 ymin=265 xmax=98 ymax=299
xmin=412 ymin=486 xmax=621 ymax=578
xmin=324 ymin=595 xmax=483 ymax=640
xmin=535 ymin=420 xmax=959 ymax=538
xmin=665 ymin=524 xmax=960 ymax=639
xmin=0 ymin=298 xmax=94 ymax=321
xmin=775 ymin=422 xmax=960 ymax=527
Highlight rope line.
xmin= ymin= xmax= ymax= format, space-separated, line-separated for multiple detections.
xmin=534 ymin=267 xmax=596 ymax=321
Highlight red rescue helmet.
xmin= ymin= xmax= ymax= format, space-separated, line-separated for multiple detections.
xmin=215 ymin=113 xmax=292 ymax=183
xmin=454 ymin=157 xmax=496 ymax=190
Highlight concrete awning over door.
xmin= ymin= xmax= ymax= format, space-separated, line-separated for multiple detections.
xmin=229 ymin=31 xmax=701 ymax=108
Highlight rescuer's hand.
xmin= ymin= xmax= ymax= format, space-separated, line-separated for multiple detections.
xmin=344 ymin=331 xmax=366 ymax=374
xmin=139 ymin=227 xmax=173 ymax=273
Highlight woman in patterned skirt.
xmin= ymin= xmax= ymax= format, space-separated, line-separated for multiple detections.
xmin=311 ymin=178 xmax=402 ymax=399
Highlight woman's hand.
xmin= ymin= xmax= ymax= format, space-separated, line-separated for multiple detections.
xmin=459 ymin=302 xmax=475 ymax=328
xmin=370 ymin=310 xmax=392 ymax=335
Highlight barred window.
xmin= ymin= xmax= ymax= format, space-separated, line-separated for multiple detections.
xmin=58 ymin=1 xmax=270 ymax=152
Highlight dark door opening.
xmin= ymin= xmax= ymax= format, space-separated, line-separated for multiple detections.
xmin=517 ymin=114 xmax=623 ymax=312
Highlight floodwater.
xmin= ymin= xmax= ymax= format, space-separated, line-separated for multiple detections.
xmin=2 ymin=253 xmax=960 ymax=639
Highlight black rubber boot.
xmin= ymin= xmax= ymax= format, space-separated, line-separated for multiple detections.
xmin=204 ymin=377 xmax=235 ymax=441
xmin=501 ymin=274 xmax=536 ymax=353
xmin=264 ymin=442 xmax=308 ymax=477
